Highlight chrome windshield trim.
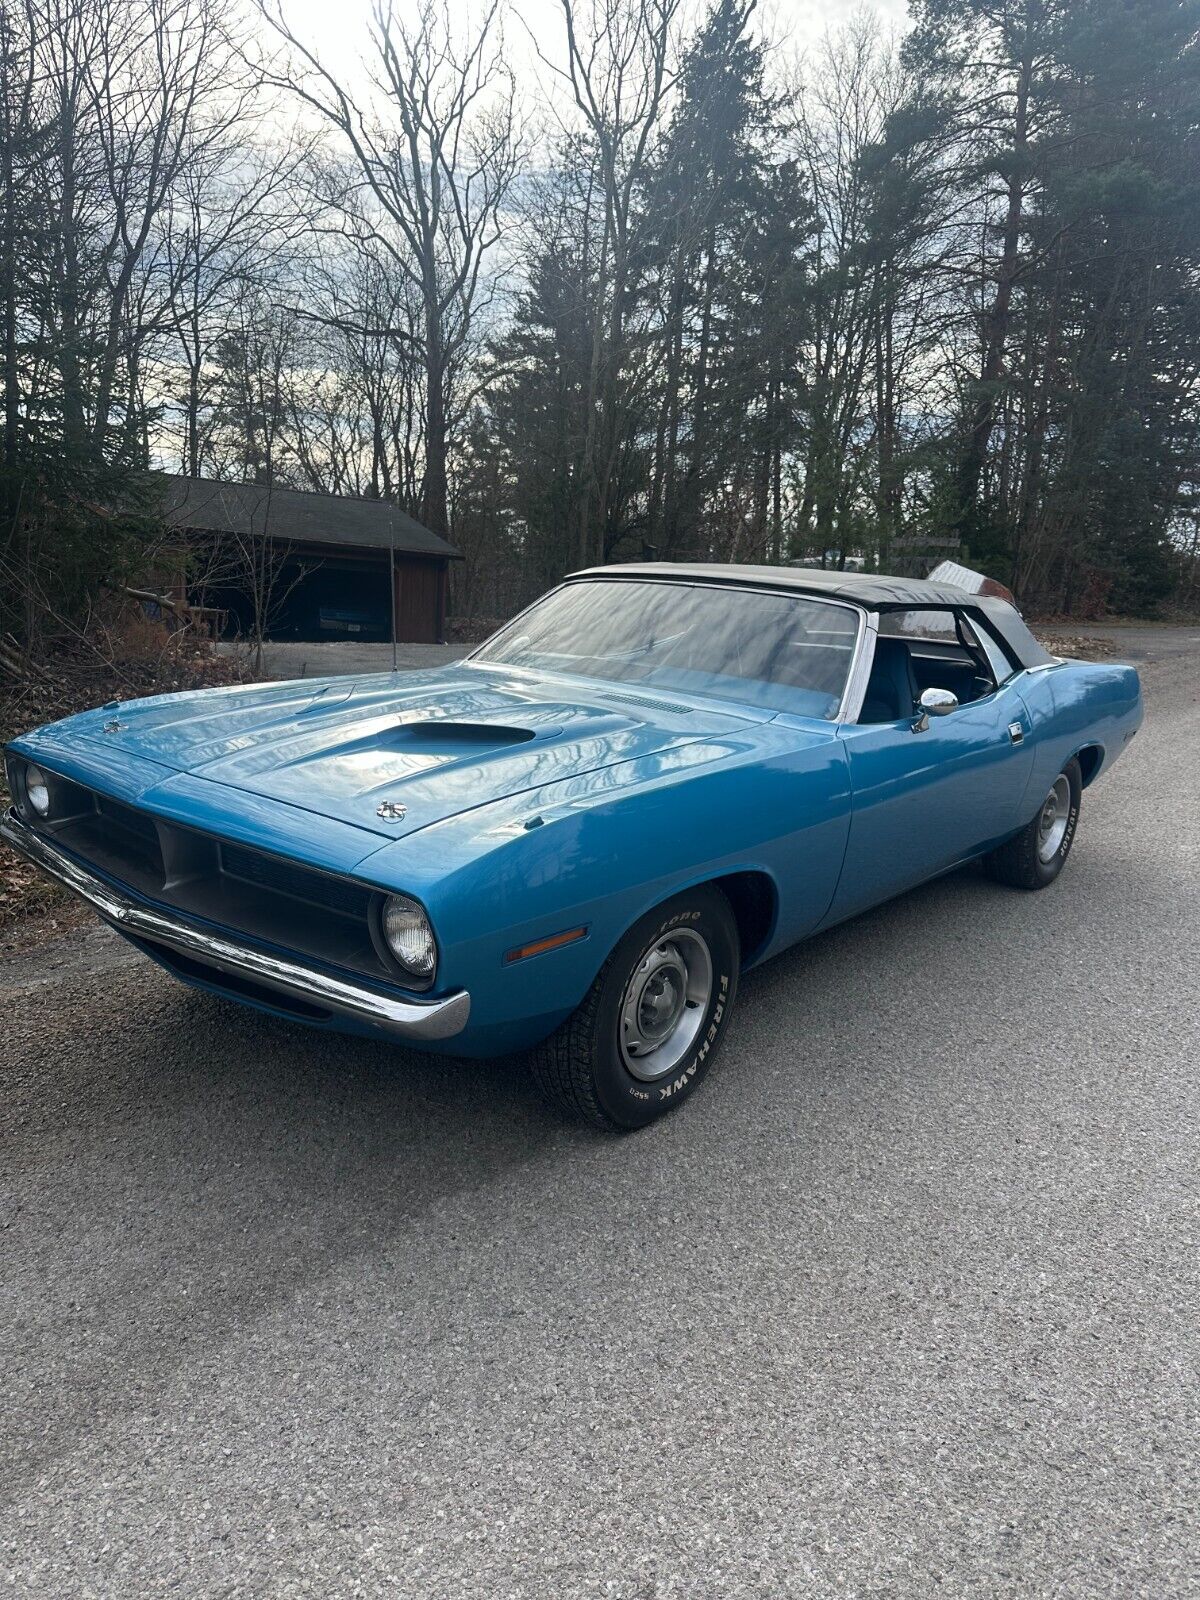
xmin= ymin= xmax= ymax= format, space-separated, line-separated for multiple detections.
xmin=836 ymin=608 xmax=878 ymax=724
xmin=0 ymin=809 xmax=469 ymax=1042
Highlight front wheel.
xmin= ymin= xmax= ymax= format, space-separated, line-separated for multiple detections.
xmin=530 ymin=886 xmax=740 ymax=1130
xmin=985 ymin=757 xmax=1082 ymax=890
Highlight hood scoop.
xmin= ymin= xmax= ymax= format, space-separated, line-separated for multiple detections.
xmin=391 ymin=719 xmax=537 ymax=749
xmin=297 ymin=718 xmax=546 ymax=768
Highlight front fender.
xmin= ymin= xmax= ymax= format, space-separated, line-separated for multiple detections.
xmin=360 ymin=721 xmax=851 ymax=1055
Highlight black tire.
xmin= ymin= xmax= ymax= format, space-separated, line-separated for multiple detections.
xmin=985 ymin=757 xmax=1082 ymax=890
xmin=530 ymin=885 xmax=740 ymax=1130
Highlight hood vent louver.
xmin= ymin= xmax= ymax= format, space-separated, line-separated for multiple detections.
xmin=598 ymin=690 xmax=692 ymax=716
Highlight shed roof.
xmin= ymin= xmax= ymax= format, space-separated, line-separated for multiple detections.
xmin=157 ymin=473 xmax=459 ymax=560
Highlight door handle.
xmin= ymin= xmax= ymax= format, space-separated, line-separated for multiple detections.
xmin=1008 ymin=721 xmax=1025 ymax=745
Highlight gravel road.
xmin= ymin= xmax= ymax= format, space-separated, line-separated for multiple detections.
xmin=2 ymin=634 xmax=1197 ymax=1597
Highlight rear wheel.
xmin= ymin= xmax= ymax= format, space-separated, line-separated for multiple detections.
xmin=985 ymin=757 xmax=1082 ymax=890
xmin=530 ymin=886 xmax=740 ymax=1130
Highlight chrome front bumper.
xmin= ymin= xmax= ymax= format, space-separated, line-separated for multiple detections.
xmin=1 ymin=809 xmax=470 ymax=1042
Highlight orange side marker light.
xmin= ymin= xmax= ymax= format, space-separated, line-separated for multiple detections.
xmin=504 ymin=926 xmax=589 ymax=964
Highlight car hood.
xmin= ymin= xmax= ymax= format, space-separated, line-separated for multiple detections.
xmin=72 ymin=665 xmax=753 ymax=838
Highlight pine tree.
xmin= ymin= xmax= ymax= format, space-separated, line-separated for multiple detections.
xmin=482 ymin=236 xmax=596 ymax=597
xmin=641 ymin=0 xmax=813 ymax=558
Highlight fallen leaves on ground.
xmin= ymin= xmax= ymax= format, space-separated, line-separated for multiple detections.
xmin=1 ymin=643 xmax=253 ymax=930
xmin=1034 ymin=632 xmax=1117 ymax=659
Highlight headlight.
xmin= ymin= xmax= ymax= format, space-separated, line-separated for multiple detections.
xmin=381 ymin=894 xmax=437 ymax=982
xmin=24 ymin=764 xmax=51 ymax=818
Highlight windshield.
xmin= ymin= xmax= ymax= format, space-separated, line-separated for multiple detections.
xmin=472 ymin=579 xmax=859 ymax=718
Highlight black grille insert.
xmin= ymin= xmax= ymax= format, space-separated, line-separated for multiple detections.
xmin=219 ymin=841 xmax=372 ymax=919
xmin=94 ymin=793 xmax=159 ymax=841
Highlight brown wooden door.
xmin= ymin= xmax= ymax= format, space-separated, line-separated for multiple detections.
xmin=393 ymin=558 xmax=441 ymax=643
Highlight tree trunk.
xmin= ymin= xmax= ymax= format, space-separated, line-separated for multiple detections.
xmin=874 ymin=292 xmax=898 ymax=569
xmin=953 ymin=44 xmax=1033 ymax=538
xmin=57 ymin=95 xmax=86 ymax=452
xmin=423 ymin=292 xmax=449 ymax=538
xmin=682 ymin=227 xmax=717 ymax=552
xmin=0 ymin=20 xmax=20 ymax=511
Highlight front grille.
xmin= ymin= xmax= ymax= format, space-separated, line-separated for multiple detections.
xmin=94 ymin=793 xmax=159 ymax=842
xmin=93 ymin=793 xmax=163 ymax=875
xmin=34 ymin=784 xmax=391 ymax=984
xmin=219 ymin=840 xmax=372 ymax=920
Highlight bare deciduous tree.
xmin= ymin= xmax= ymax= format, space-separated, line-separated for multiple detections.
xmin=254 ymin=0 xmax=521 ymax=540
xmin=535 ymin=0 xmax=681 ymax=566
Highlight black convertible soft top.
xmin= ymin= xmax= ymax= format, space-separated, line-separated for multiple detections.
xmin=572 ymin=562 xmax=1057 ymax=672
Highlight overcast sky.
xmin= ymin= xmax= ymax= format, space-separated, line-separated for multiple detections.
xmin=275 ymin=0 xmax=911 ymax=110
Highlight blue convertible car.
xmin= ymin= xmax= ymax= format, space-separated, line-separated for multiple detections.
xmin=4 ymin=565 xmax=1141 ymax=1127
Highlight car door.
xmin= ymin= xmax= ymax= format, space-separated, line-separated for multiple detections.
xmin=826 ymin=607 xmax=1034 ymax=924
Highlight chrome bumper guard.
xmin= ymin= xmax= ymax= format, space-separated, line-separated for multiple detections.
xmin=1 ymin=809 xmax=470 ymax=1042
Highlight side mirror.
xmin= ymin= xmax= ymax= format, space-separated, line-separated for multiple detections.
xmin=911 ymin=686 xmax=958 ymax=733
xmin=919 ymin=687 xmax=959 ymax=716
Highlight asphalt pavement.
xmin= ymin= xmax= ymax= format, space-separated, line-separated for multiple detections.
xmin=2 ymin=633 xmax=1197 ymax=1597
xmin=217 ymin=639 xmax=468 ymax=679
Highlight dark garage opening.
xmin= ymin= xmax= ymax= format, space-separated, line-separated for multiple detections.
xmin=200 ymin=557 xmax=393 ymax=643
xmin=267 ymin=556 xmax=390 ymax=642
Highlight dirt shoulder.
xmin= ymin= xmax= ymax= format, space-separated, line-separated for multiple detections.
xmin=1 ymin=644 xmax=252 ymax=929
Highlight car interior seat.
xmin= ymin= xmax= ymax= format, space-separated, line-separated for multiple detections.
xmin=859 ymin=638 xmax=919 ymax=724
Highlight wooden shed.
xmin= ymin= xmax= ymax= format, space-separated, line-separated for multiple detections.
xmin=158 ymin=474 xmax=460 ymax=644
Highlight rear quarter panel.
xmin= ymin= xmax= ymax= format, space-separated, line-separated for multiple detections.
xmin=1016 ymin=659 xmax=1143 ymax=811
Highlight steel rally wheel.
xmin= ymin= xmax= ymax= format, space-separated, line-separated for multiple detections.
xmin=530 ymin=885 xmax=740 ymax=1129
